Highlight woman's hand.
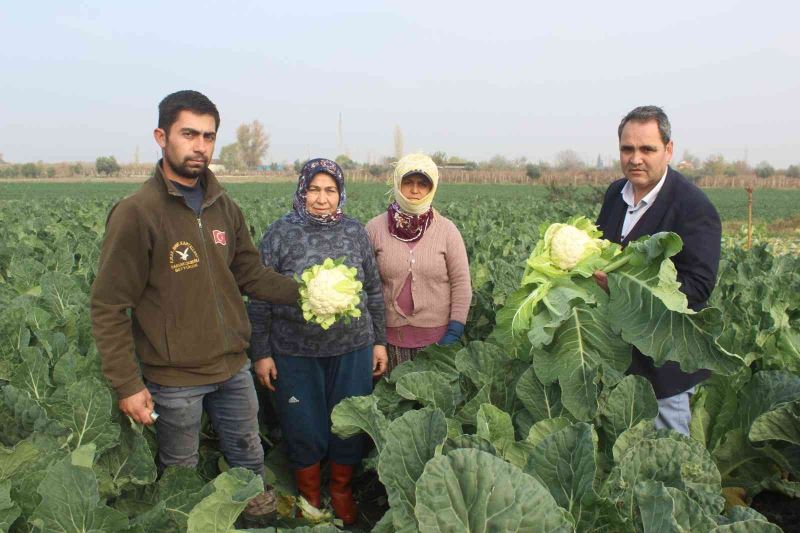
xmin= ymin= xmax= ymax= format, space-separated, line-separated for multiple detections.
xmin=438 ymin=321 xmax=465 ymax=346
xmin=254 ymin=357 xmax=278 ymax=391
xmin=372 ymin=345 xmax=388 ymax=377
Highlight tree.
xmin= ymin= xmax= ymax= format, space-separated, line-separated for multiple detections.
xmin=95 ymin=156 xmax=120 ymax=176
xmin=702 ymin=154 xmax=726 ymax=176
xmin=445 ymin=155 xmax=477 ymax=169
xmin=235 ymin=120 xmax=270 ymax=169
xmin=368 ymin=164 xmax=385 ymax=177
xmin=525 ymin=163 xmax=542 ymax=181
xmin=754 ymin=161 xmax=775 ymax=179
xmin=219 ymin=143 xmax=243 ymax=171
xmin=511 ymin=156 xmax=528 ymax=168
xmin=393 ymin=125 xmax=404 ymax=160
xmin=484 ymin=155 xmax=512 ymax=169
xmin=20 ymin=163 xmax=40 ymax=178
xmin=335 ymin=154 xmax=357 ymax=170
xmin=725 ymin=160 xmax=749 ymax=177
xmin=430 ymin=151 xmax=448 ymax=166
xmin=596 ymin=154 xmax=603 ymax=169
xmin=786 ymin=164 xmax=800 ymax=178
xmin=554 ymin=149 xmax=585 ymax=170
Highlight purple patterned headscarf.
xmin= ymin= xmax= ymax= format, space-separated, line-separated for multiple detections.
xmin=288 ymin=158 xmax=347 ymax=226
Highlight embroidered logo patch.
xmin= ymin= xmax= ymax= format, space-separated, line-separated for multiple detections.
xmin=212 ymin=230 xmax=227 ymax=246
xmin=169 ymin=241 xmax=200 ymax=273
xmin=288 ymin=396 xmax=300 ymax=404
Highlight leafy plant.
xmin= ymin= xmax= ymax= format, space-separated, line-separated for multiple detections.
xmin=0 ymin=188 xmax=797 ymax=531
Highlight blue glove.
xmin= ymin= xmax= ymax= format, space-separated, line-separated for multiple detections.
xmin=438 ymin=321 xmax=465 ymax=345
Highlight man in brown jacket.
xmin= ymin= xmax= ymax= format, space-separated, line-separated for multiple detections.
xmin=90 ymin=90 xmax=297 ymax=517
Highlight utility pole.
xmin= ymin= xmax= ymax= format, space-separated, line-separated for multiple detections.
xmin=337 ymin=112 xmax=344 ymax=155
xmin=394 ymin=125 xmax=404 ymax=160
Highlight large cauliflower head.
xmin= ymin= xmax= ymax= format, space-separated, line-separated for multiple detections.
xmin=530 ymin=217 xmax=611 ymax=275
xmin=299 ymin=258 xmax=362 ymax=329
xmin=548 ymin=223 xmax=600 ymax=270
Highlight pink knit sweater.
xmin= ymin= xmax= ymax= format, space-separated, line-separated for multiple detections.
xmin=366 ymin=212 xmax=472 ymax=328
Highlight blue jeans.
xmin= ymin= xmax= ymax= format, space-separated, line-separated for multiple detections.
xmin=145 ymin=361 xmax=264 ymax=476
xmin=653 ymin=387 xmax=695 ymax=435
xmin=272 ymin=347 xmax=373 ymax=469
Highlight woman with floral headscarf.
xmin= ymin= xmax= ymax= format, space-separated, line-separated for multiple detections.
xmin=366 ymin=153 xmax=472 ymax=371
xmin=246 ymin=158 xmax=387 ymax=525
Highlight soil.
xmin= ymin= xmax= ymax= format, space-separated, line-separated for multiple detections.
xmin=352 ymin=469 xmax=389 ymax=530
xmin=751 ymin=491 xmax=800 ymax=532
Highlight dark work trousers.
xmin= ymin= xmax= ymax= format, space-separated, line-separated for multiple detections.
xmin=272 ymin=346 xmax=373 ymax=470
xmin=145 ymin=361 xmax=264 ymax=476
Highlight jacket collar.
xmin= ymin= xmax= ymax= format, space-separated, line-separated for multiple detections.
xmin=154 ymin=160 xmax=225 ymax=209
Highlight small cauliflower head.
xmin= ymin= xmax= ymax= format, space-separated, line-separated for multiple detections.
xmin=549 ymin=224 xmax=601 ymax=270
xmin=299 ymin=258 xmax=363 ymax=329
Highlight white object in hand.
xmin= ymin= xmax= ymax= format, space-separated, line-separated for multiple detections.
xmin=150 ymin=411 xmax=159 ymax=421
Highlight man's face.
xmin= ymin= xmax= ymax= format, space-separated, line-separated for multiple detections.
xmin=154 ymin=110 xmax=217 ymax=180
xmin=619 ymin=119 xmax=673 ymax=197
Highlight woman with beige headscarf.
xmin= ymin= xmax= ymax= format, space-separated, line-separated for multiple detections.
xmin=366 ymin=153 xmax=472 ymax=371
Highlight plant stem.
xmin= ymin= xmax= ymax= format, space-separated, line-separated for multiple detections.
xmin=602 ymin=253 xmax=632 ymax=274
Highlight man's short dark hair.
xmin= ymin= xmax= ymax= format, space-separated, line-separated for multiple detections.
xmin=618 ymin=105 xmax=671 ymax=145
xmin=158 ymin=90 xmax=220 ymax=133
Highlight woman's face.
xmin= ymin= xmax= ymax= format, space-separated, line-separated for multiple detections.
xmin=400 ymin=173 xmax=432 ymax=201
xmin=305 ymin=172 xmax=340 ymax=216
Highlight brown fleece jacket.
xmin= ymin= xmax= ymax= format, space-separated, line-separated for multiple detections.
xmin=90 ymin=163 xmax=298 ymax=398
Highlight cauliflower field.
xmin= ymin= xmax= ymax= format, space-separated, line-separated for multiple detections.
xmin=0 ymin=181 xmax=798 ymax=532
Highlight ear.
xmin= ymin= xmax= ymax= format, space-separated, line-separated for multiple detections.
xmin=153 ymin=128 xmax=167 ymax=149
xmin=665 ymin=140 xmax=674 ymax=162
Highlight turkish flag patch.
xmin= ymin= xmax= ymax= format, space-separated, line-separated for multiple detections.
xmin=212 ymin=230 xmax=227 ymax=246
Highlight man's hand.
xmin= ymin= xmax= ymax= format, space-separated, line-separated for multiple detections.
xmin=372 ymin=345 xmax=388 ymax=377
xmin=254 ymin=357 xmax=278 ymax=391
xmin=119 ymin=388 xmax=155 ymax=426
xmin=593 ymin=270 xmax=609 ymax=293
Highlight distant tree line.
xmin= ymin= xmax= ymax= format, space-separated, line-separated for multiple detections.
xmin=677 ymin=150 xmax=799 ymax=180
xmin=1 ymin=147 xmax=798 ymax=180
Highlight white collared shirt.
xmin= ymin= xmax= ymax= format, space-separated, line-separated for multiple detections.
xmin=620 ymin=167 xmax=669 ymax=240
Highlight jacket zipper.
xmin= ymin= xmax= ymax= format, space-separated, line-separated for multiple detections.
xmin=168 ymin=180 xmax=233 ymax=374
xmin=196 ymin=212 xmax=232 ymax=369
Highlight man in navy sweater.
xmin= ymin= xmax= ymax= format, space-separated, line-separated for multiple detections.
xmin=594 ymin=105 xmax=722 ymax=435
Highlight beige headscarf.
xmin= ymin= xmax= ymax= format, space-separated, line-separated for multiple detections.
xmin=393 ymin=153 xmax=439 ymax=215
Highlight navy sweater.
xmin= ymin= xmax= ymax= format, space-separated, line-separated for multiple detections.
xmin=247 ymin=214 xmax=386 ymax=358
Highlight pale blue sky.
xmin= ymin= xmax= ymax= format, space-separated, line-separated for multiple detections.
xmin=2 ymin=1 xmax=799 ymax=167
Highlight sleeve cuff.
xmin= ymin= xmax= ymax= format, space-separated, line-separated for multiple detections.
xmin=248 ymin=337 xmax=272 ymax=361
xmin=249 ymin=352 xmax=271 ymax=362
xmin=116 ymin=378 xmax=146 ymax=400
